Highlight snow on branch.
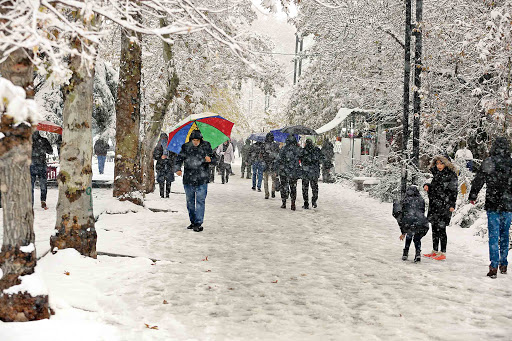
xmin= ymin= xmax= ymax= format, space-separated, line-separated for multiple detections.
xmin=0 ymin=77 xmax=41 ymax=124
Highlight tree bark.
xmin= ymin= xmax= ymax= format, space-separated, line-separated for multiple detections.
xmin=51 ymin=39 xmax=97 ymax=258
xmin=401 ymin=0 xmax=412 ymax=199
xmin=114 ymin=24 xmax=144 ymax=205
xmin=0 ymin=48 xmax=50 ymax=321
xmin=411 ymin=0 xmax=423 ymax=183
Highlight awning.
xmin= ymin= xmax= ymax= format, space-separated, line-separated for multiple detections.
xmin=315 ymin=108 xmax=373 ymax=134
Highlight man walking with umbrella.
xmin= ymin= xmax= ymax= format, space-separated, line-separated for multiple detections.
xmin=174 ymin=130 xmax=217 ymax=232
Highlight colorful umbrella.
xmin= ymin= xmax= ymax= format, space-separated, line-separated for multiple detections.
xmin=37 ymin=121 xmax=62 ymax=134
xmin=166 ymin=112 xmax=234 ymax=154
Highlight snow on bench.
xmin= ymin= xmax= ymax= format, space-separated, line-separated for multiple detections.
xmin=353 ymin=177 xmax=380 ymax=191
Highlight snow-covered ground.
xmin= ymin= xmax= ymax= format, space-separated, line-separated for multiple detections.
xmin=1 ymin=159 xmax=512 ymax=340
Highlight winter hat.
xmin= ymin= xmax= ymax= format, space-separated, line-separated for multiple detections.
xmin=189 ymin=130 xmax=203 ymax=141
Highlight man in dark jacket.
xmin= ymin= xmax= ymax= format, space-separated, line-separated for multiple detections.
xmin=301 ymin=139 xmax=323 ymax=209
xmin=153 ymin=133 xmax=175 ymax=198
xmin=174 ymin=130 xmax=216 ymax=232
xmin=31 ymin=131 xmax=53 ymax=210
xmin=241 ymin=139 xmax=252 ymax=179
xmin=263 ymin=132 xmax=280 ymax=199
xmin=469 ymin=137 xmax=512 ymax=278
xmin=393 ymin=186 xmax=429 ymax=262
xmin=250 ymin=141 xmax=265 ymax=191
xmin=94 ymin=137 xmax=109 ymax=174
xmin=321 ymin=140 xmax=335 ymax=183
xmin=277 ymin=134 xmax=301 ymax=210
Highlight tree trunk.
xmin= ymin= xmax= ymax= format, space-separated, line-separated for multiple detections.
xmin=411 ymin=0 xmax=423 ymax=184
xmin=0 ymin=48 xmax=50 ymax=321
xmin=114 ymin=24 xmax=144 ymax=205
xmin=51 ymin=40 xmax=97 ymax=258
xmin=141 ymin=25 xmax=179 ymax=194
xmin=400 ymin=0 xmax=412 ymax=199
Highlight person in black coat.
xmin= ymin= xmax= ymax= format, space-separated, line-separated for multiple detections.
xmin=174 ymin=130 xmax=217 ymax=232
xmin=423 ymin=155 xmax=458 ymax=260
xmin=241 ymin=139 xmax=252 ymax=179
xmin=263 ymin=132 xmax=280 ymax=199
xmin=300 ymin=139 xmax=323 ymax=209
xmin=393 ymin=185 xmax=429 ymax=262
xmin=276 ymin=134 xmax=302 ymax=210
xmin=321 ymin=140 xmax=335 ymax=183
xmin=469 ymin=137 xmax=512 ymax=278
xmin=31 ymin=131 xmax=53 ymax=210
xmin=153 ymin=133 xmax=175 ymax=198
xmin=250 ymin=141 xmax=265 ymax=191
xmin=94 ymin=138 xmax=109 ymax=174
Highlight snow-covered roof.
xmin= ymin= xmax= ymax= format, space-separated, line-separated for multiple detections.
xmin=315 ymin=108 xmax=373 ymax=134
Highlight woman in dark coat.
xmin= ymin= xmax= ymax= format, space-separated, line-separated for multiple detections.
xmin=423 ymin=155 xmax=458 ymax=260
xmin=153 ymin=133 xmax=175 ymax=198
xmin=276 ymin=134 xmax=302 ymax=210
xmin=300 ymin=139 xmax=323 ymax=209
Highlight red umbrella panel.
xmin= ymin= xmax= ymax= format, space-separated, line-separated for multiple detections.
xmin=37 ymin=121 xmax=62 ymax=135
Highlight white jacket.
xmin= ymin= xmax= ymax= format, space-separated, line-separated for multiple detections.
xmin=216 ymin=143 xmax=235 ymax=163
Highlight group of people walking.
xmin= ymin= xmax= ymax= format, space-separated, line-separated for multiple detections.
xmin=394 ymin=137 xmax=512 ymax=278
xmin=241 ymin=133 xmax=335 ymax=211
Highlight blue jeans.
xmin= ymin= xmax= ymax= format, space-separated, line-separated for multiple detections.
xmin=184 ymin=184 xmax=208 ymax=226
xmin=97 ymin=155 xmax=106 ymax=174
xmin=30 ymin=164 xmax=47 ymax=203
xmin=252 ymin=162 xmax=264 ymax=189
xmin=487 ymin=211 xmax=512 ymax=268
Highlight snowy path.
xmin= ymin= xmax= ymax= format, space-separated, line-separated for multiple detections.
xmin=2 ymin=160 xmax=512 ymax=340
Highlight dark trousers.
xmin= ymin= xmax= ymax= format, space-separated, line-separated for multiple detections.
xmin=241 ymin=158 xmax=251 ymax=177
xmin=404 ymin=233 xmax=422 ymax=252
xmin=30 ymin=164 xmax=47 ymax=203
xmin=209 ymin=165 xmax=215 ymax=183
xmin=159 ymin=181 xmax=171 ymax=198
xmin=280 ymin=176 xmax=297 ymax=202
xmin=302 ymin=179 xmax=318 ymax=204
xmin=220 ymin=163 xmax=231 ymax=183
xmin=432 ymin=221 xmax=447 ymax=253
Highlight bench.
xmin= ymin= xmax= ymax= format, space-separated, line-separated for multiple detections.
xmin=353 ymin=177 xmax=380 ymax=191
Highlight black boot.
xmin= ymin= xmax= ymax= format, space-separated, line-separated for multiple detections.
xmin=291 ymin=201 xmax=296 ymax=211
xmin=281 ymin=200 xmax=286 ymax=209
xmin=271 ymin=191 xmax=275 ymax=198
xmin=414 ymin=249 xmax=421 ymax=263
xmin=402 ymin=248 xmax=409 ymax=261
xmin=302 ymin=202 xmax=309 ymax=209
xmin=312 ymin=201 xmax=317 ymax=208
xmin=487 ymin=266 xmax=498 ymax=279
xmin=159 ymin=183 xmax=164 ymax=198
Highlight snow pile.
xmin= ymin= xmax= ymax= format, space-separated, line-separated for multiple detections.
xmin=3 ymin=267 xmax=48 ymax=296
xmin=20 ymin=243 xmax=35 ymax=253
xmin=0 ymin=77 xmax=42 ymax=124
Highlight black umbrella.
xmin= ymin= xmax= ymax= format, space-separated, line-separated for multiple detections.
xmin=281 ymin=125 xmax=318 ymax=135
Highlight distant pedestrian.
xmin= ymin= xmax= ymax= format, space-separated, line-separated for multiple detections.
xmin=300 ymin=139 xmax=323 ymax=209
xmin=250 ymin=141 xmax=265 ymax=192
xmin=174 ymin=130 xmax=217 ymax=232
xmin=276 ymin=134 xmax=301 ymax=211
xmin=229 ymin=139 xmax=236 ymax=175
xmin=94 ymin=138 xmax=109 ymax=174
xmin=216 ymin=140 xmax=235 ymax=184
xmin=153 ymin=133 xmax=175 ymax=198
xmin=393 ymin=185 xmax=429 ymax=262
xmin=321 ymin=139 xmax=335 ymax=183
xmin=263 ymin=132 xmax=280 ymax=199
xmin=455 ymin=141 xmax=474 ymax=172
xmin=241 ymin=139 xmax=252 ymax=179
xmin=31 ymin=131 xmax=53 ymax=210
xmin=423 ymin=155 xmax=458 ymax=261
xmin=469 ymin=137 xmax=512 ymax=278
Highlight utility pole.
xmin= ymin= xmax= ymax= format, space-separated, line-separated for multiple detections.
xmin=412 ymin=0 xmax=423 ymax=184
xmin=293 ymin=34 xmax=299 ymax=85
xmin=401 ymin=0 xmax=412 ymax=199
xmin=298 ymin=37 xmax=304 ymax=78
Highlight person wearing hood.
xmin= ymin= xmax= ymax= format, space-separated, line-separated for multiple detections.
xmin=423 ymin=155 xmax=458 ymax=261
xmin=241 ymin=139 xmax=252 ymax=179
xmin=174 ymin=130 xmax=217 ymax=232
xmin=263 ymin=132 xmax=280 ymax=199
xmin=216 ymin=139 xmax=235 ymax=184
xmin=153 ymin=133 xmax=175 ymax=198
xmin=300 ymin=138 xmax=323 ymax=209
xmin=276 ymin=134 xmax=302 ymax=210
xmin=469 ymin=137 xmax=512 ymax=278
xmin=321 ymin=139 xmax=335 ymax=183
xmin=31 ymin=131 xmax=54 ymax=210
xmin=393 ymin=186 xmax=429 ymax=262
